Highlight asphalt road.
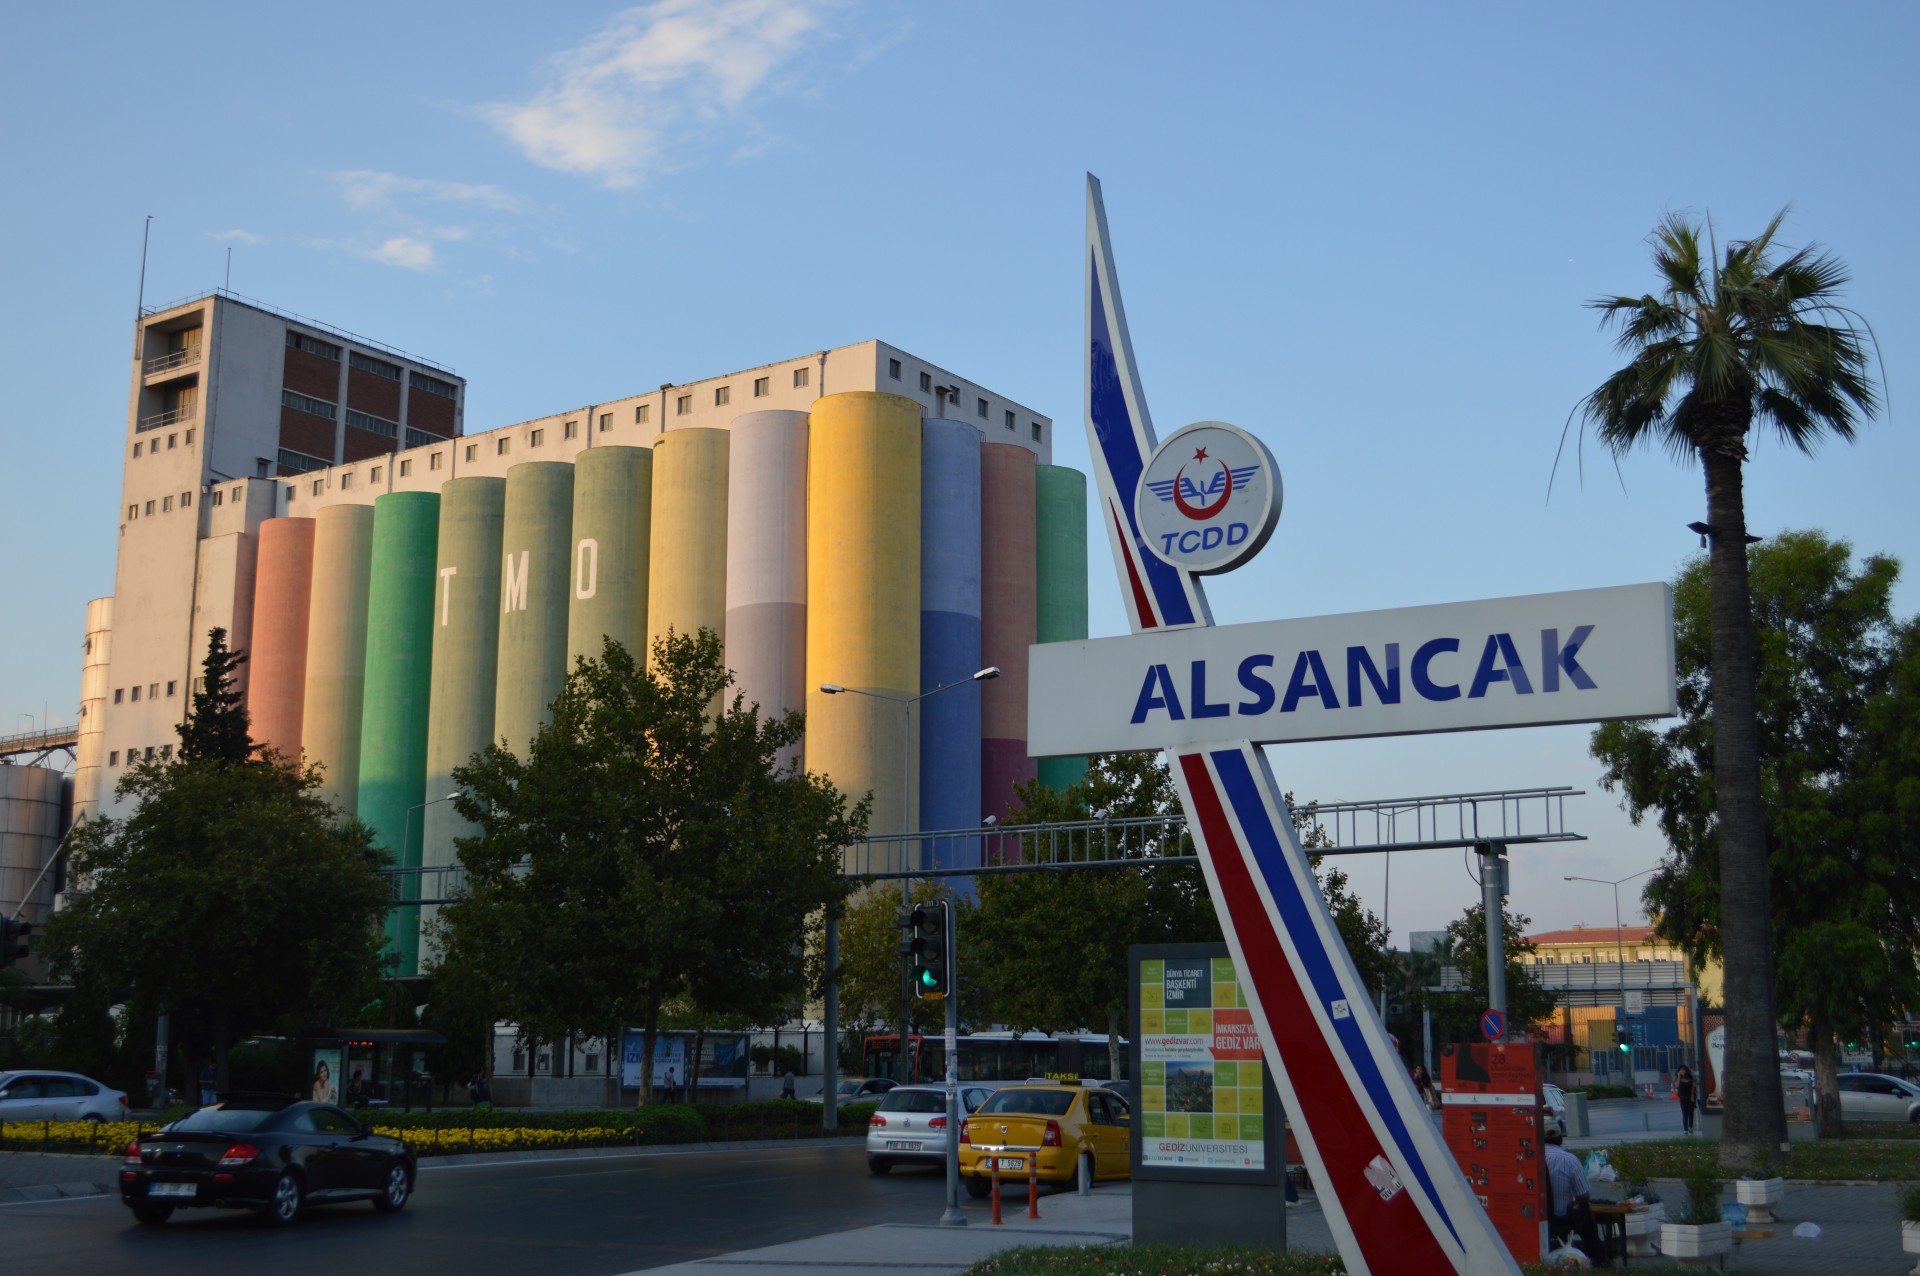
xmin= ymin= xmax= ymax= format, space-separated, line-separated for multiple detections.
xmin=0 ymin=1141 xmax=979 ymax=1276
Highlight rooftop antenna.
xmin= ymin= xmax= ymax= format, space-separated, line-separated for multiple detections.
xmin=133 ymin=214 xmax=152 ymax=360
xmin=225 ymin=245 xmax=232 ymax=291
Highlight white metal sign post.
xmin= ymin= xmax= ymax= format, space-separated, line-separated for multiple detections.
xmin=1052 ymin=176 xmax=1677 ymax=1274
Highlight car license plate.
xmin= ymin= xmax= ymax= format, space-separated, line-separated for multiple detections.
xmin=996 ymin=1157 xmax=1028 ymax=1171
xmin=885 ymin=1141 xmax=922 ymax=1151
xmin=150 ymin=1182 xmax=196 ymax=1198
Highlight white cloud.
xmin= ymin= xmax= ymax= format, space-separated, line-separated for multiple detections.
xmin=366 ymin=237 xmax=436 ymax=271
xmin=330 ymin=170 xmax=519 ymax=213
xmin=484 ymin=0 xmax=831 ymax=189
xmin=209 ymin=228 xmax=266 ymax=245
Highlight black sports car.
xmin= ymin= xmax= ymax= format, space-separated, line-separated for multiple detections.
xmin=120 ymin=1097 xmax=416 ymax=1226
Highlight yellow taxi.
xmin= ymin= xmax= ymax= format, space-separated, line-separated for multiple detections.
xmin=958 ymin=1083 xmax=1131 ymax=1197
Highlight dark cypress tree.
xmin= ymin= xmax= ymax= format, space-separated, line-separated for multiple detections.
xmin=175 ymin=628 xmax=254 ymax=764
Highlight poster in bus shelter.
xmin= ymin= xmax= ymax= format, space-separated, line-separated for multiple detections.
xmin=1131 ymin=945 xmax=1273 ymax=1175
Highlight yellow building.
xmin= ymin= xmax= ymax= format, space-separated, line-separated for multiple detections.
xmin=1522 ymin=924 xmax=1723 ymax=1005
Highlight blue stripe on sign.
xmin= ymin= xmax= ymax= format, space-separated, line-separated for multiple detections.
xmin=1208 ymin=747 xmax=1462 ymax=1248
xmin=1088 ymin=255 xmax=1194 ymax=627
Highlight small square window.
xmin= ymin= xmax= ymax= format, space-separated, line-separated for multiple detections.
xmin=497 ymin=438 xmax=510 ymax=455
xmin=430 ymin=451 xmax=444 ymax=470
xmin=566 ymin=420 xmax=579 ymax=439
xmin=133 ymin=441 xmax=143 ymax=457
xmin=145 ymin=500 xmax=155 ymax=515
xmin=181 ymin=491 xmax=192 ymax=508
xmin=370 ymin=465 xmax=382 ymax=481
xmin=400 ymin=459 xmax=412 ymax=477
xmin=232 ymin=486 xmax=242 ymax=502
xmin=312 ymin=480 xmax=323 ymax=496
xmin=167 ymin=433 xmax=177 ymax=449
xmin=793 ymin=366 xmax=810 ymax=388
xmin=131 ymin=686 xmax=141 ymax=702
xmin=184 ymin=429 xmax=194 ymax=446
xmin=160 ymin=744 xmax=172 ymax=759
xmin=529 ymin=429 xmax=544 ymax=447
xmin=1031 ymin=421 xmax=1042 ymax=442
xmin=163 ymin=495 xmax=173 ymax=511
xmin=598 ymin=413 xmax=611 ymax=430
xmin=340 ymin=472 xmax=353 ymax=490
xmin=919 ymin=371 xmax=932 ymax=392
xmin=1005 ymin=409 xmax=1016 ymax=431
xmin=976 ymin=398 xmax=988 ymax=420
xmin=166 ymin=681 xmax=176 ymax=696
xmin=466 ymin=444 xmax=478 ymax=461
xmin=127 ymin=504 xmax=137 ymax=520
xmin=676 ymin=394 xmax=692 ymax=416
xmin=114 ymin=688 xmax=124 ymax=704
xmin=109 ymin=751 xmax=119 ymax=766
xmin=150 ymin=683 xmax=158 ymax=699
xmin=753 ymin=377 xmax=769 ymax=397
xmin=715 ymin=385 xmax=730 ymax=407
xmin=888 ymin=358 xmax=902 ymax=380
xmin=145 ymin=746 xmax=155 ymax=761
xmin=636 ymin=403 xmax=651 ymax=424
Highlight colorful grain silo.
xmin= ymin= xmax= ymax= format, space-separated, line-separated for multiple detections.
xmin=567 ymin=444 xmax=652 ymax=669
xmin=357 ymin=491 xmax=440 ymax=975
xmin=806 ymin=392 xmax=922 ymax=850
xmin=919 ymin=418 xmax=983 ymax=871
xmin=1035 ymin=464 xmax=1090 ymax=791
xmin=248 ymin=517 xmax=316 ymax=764
xmin=494 ymin=462 xmax=574 ymax=757
xmin=302 ymin=503 xmax=376 ymax=814
xmin=724 ymin=411 xmax=808 ymax=762
xmin=647 ymin=427 xmax=730 ymax=663
xmin=421 ymin=476 xmax=506 ymax=960
xmin=979 ymin=443 xmax=1037 ymax=822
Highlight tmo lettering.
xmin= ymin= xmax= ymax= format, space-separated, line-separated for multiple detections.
xmin=575 ymin=537 xmax=599 ymax=601
xmin=1129 ymin=626 xmax=1596 ymax=724
xmin=1157 ymin=522 xmax=1251 ymax=556
xmin=502 ymin=550 xmax=530 ymax=614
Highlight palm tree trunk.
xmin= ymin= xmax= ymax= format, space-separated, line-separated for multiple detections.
xmin=1701 ymin=445 xmax=1787 ymax=1168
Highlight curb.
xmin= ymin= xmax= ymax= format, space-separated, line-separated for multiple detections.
xmin=0 ymin=1181 xmax=112 ymax=1205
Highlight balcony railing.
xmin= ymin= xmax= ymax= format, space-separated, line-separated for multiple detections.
xmin=144 ymin=347 xmax=200 ymax=376
xmin=136 ymin=405 xmax=196 ymax=432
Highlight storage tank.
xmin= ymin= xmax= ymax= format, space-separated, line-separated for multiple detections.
xmin=567 ymin=445 xmax=653 ymax=669
xmin=494 ymin=462 xmax=574 ymax=756
xmin=980 ymin=443 xmax=1038 ymax=823
xmin=72 ymin=596 xmax=113 ymax=823
xmin=806 ymin=392 xmax=922 ymax=851
xmin=301 ymin=503 xmax=376 ymax=814
xmin=919 ymin=419 xmax=983 ymax=873
xmin=725 ymin=411 xmax=808 ymax=766
xmin=248 ymin=517 xmax=316 ymax=763
xmin=1035 ymin=464 xmax=1090 ymax=791
xmin=0 ymin=763 xmax=67 ymax=933
xmin=357 ymin=491 xmax=440 ymax=976
xmin=647 ymin=427 xmax=730 ymax=663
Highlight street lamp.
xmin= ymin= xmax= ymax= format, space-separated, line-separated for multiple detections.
xmin=1564 ymin=867 xmax=1659 ymax=1073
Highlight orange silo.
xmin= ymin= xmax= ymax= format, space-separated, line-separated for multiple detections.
xmin=248 ymin=517 xmax=316 ymax=763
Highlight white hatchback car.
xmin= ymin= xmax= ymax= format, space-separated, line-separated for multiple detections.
xmin=1540 ymin=1083 xmax=1568 ymax=1137
xmin=0 ymin=1069 xmax=130 ymax=1122
xmin=866 ymin=1084 xmax=995 ymax=1173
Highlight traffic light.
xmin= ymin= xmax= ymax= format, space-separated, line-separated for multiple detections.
xmin=0 ymin=918 xmax=30 ymax=969
xmin=1616 ymin=1026 xmax=1631 ymax=1054
xmin=908 ymin=900 xmax=950 ymax=1001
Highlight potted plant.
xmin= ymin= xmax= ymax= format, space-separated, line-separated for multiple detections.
xmin=1735 ymin=1158 xmax=1786 ymax=1224
xmin=1900 ymin=1183 xmax=1920 ymax=1274
xmin=1660 ymin=1166 xmax=1731 ymax=1266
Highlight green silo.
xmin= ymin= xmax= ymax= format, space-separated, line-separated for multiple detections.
xmin=494 ymin=462 xmax=574 ymax=757
xmin=567 ymin=445 xmax=653 ymax=668
xmin=1035 ymin=464 xmax=1090 ymax=791
xmin=357 ymin=491 xmax=441 ymax=976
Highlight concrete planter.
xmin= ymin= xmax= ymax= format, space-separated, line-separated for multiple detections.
xmin=1902 ymin=1218 xmax=1920 ymax=1274
xmin=1624 ymin=1201 xmax=1666 ymax=1257
xmin=1735 ymin=1175 xmax=1784 ymax=1223
xmin=1660 ymin=1219 xmax=1732 ymax=1266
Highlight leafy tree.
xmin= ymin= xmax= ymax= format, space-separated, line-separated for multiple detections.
xmin=43 ymin=631 xmax=391 ymax=1092
xmin=1570 ymin=212 xmax=1880 ymax=1168
xmin=1592 ymin=531 xmax=1918 ymax=1135
xmin=1422 ymin=903 xmax=1558 ymax=1041
xmin=438 ymin=631 xmax=863 ymax=1106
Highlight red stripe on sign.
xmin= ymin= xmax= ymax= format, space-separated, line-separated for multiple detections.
xmin=1108 ymin=499 xmax=1159 ymax=630
xmin=1177 ymin=752 xmax=1457 ymax=1274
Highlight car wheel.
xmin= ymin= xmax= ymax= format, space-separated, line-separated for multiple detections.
xmin=867 ymin=1157 xmax=891 ymax=1175
xmin=130 ymin=1202 xmax=173 ymax=1226
xmin=83 ymin=1113 xmax=105 ymax=1125
xmin=266 ymin=1172 xmax=302 ymax=1227
xmin=965 ymin=1174 xmax=991 ymax=1200
xmin=374 ymin=1162 xmax=412 ymax=1212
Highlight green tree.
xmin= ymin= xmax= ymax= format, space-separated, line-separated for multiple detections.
xmin=1422 ymin=903 xmax=1557 ymax=1041
xmin=439 ymin=631 xmax=863 ymax=1106
xmin=833 ymin=878 xmax=957 ymax=1049
xmin=43 ymin=632 xmax=391 ymax=1092
xmin=1571 ymin=212 xmax=1879 ymax=1168
xmin=1592 ymin=531 xmax=1919 ymax=1135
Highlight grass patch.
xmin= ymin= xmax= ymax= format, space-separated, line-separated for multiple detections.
xmin=1603 ymin=1135 xmax=1920 ymax=1184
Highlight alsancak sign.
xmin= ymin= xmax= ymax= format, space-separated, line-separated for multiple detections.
xmin=1039 ymin=177 xmax=1676 ymax=1275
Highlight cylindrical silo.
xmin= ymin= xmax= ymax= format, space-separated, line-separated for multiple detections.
xmin=0 ymin=765 xmax=66 ymax=945
xmin=72 ymin=596 xmax=113 ymax=824
xmin=806 ymin=393 xmax=922 ymax=852
xmin=422 ymin=477 xmax=505 ymax=965
xmin=494 ymin=462 xmax=574 ymax=756
xmin=725 ymin=412 xmax=808 ymax=767
xmin=1035 ymin=464 xmax=1090 ymax=792
xmin=357 ymin=491 xmax=440 ymax=976
xmin=920 ymin=420 xmax=983 ymax=875
xmin=248 ymin=517 xmax=316 ymax=764
xmin=567 ymin=445 xmax=653 ymax=669
xmin=647 ymin=427 xmax=730 ymax=661
xmin=980 ymin=443 xmax=1037 ymax=823
xmin=302 ymin=503 xmax=376 ymax=815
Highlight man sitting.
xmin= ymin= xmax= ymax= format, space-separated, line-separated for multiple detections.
xmin=1544 ymin=1127 xmax=1607 ymax=1265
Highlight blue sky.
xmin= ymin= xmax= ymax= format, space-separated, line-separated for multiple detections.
xmin=4 ymin=2 xmax=1916 ymax=942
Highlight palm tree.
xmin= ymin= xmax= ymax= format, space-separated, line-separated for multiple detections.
xmin=1575 ymin=210 xmax=1878 ymax=1169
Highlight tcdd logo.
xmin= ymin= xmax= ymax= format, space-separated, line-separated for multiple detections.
xmin=1134 ymin=421 xmax=1281 ymax=576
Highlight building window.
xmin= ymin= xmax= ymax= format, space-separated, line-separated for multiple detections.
xmin=919 ymin=371 xmax=932 ymax=392
xmin=497 ymin=437 xmax=510 ymax=455
xmin=888 ymin=358 xmax=902 ymax=380
xmin=167 ymin=433 xmax=177 ymax=449
xmin=340 ymin=472 xmax=353 ymax=491
xmin=529 ymin=429 xmax=544 ymax=448
xmin=109 ymin=751 xmax=119 ymax=766
xmin=1031 ymin=421 xmax=1043 ymax=442
xmin=282 ymin=388 xmax=337 ymax=419
xmin=287 ymin=330 xmax=342 ymax=361
xmin=636 ymin=404 xmax=650 ymax=424
xmin=410 ymin=371 xmax=458 ymax=399
xmin=349 ymin=351 xmax=401 ymax=380
xmin=346 ymin=408 xmax=399 ymax=439
xmin=145 ymin=746 xmax=155 ymax=761
xmin=144 ymin=500 xmax=155 ymax=516
xmin=181 ymin=491 xmax=192 ymax=508
xmin=133 ymin=442 xmax=142 ymax=457
xmin=150 ymin=684 xmax=158 ymax=699
xmin=753 ymin=377 xmax=769 ymax=398
xmin=166 ymin=681 xmax=176 ymax=697
xmin=793 ymin=366 xmax=810 ymax=388
xmin=127 ymin=505 xmax=137 ymax=520
xmin=159 ymin=744 xmax=172 ymax=760
xmin=404 ymin=427 xmax=436 ymax=448
xmin=232 ymin=486 xmax=242 ymax=503
xmin=184 ymin=429 xmax=194 ymax=446
xmin=162 ymin=496 xmax=172 ymax=512
xmin=399 ymin=459 xmax=412 ymax=477
xmin=131 ymin=686 xmax=141 ymax=702
xmin=430 ymin=452 xmax=444 ymax=471
xmin=278 ymin=448 xmax=326 ymax=475
xmin=584 ymin=1048 xmax=601 ymax=1073
xmin=676 ymin=395 xmax=692 ymax=416
xmin=977 ymin=397 xmax=989 ymax=420
xmin=114 ymin=689 xmax=124 ymax=704
xmin=563 ymin=421 xmax=577 ymax=440
xmin=466 ymin=445 xmax=478 ymax=462
xmin=715 ymin=385 xmax=730 ymax=407
xmin=1005 ymin=409 xmax=1016 ymax=431
xmin=312 ymin=480 xmax=323 ymax=496
xmin=370 ymin=465 xmax=382 ymax=482
xmin=598 ymin=413 xmax=611 ymax=431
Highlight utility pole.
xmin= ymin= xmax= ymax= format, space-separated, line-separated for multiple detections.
xmin=939 ymin=901 xmax=964 ymax=1227
xmin=1478 ymin=842 xmax=1509 ymax=1024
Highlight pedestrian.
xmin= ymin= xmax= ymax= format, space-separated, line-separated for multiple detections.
xmin=1675 ymin=1065 xmax=1697 ymax=1135
xmin=466 ymin=1071 xmax=492 ymax=1108
xmin=1410 ymin=1064 xmax=1440 ymax=1112
xmin=665 ymin=1066 xmax=677 ymax=1104
xmin=198 ymin=1063 xmax=216 ymax=1108
xmin=1544 ymin=1127 xmax=1608 ymax=1265
xmin=781 ymin=1070 xmax=796 ymax=1100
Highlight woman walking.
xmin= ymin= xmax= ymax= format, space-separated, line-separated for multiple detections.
xmin=1675 ymin=1065 xmax=1697 ymax=1134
